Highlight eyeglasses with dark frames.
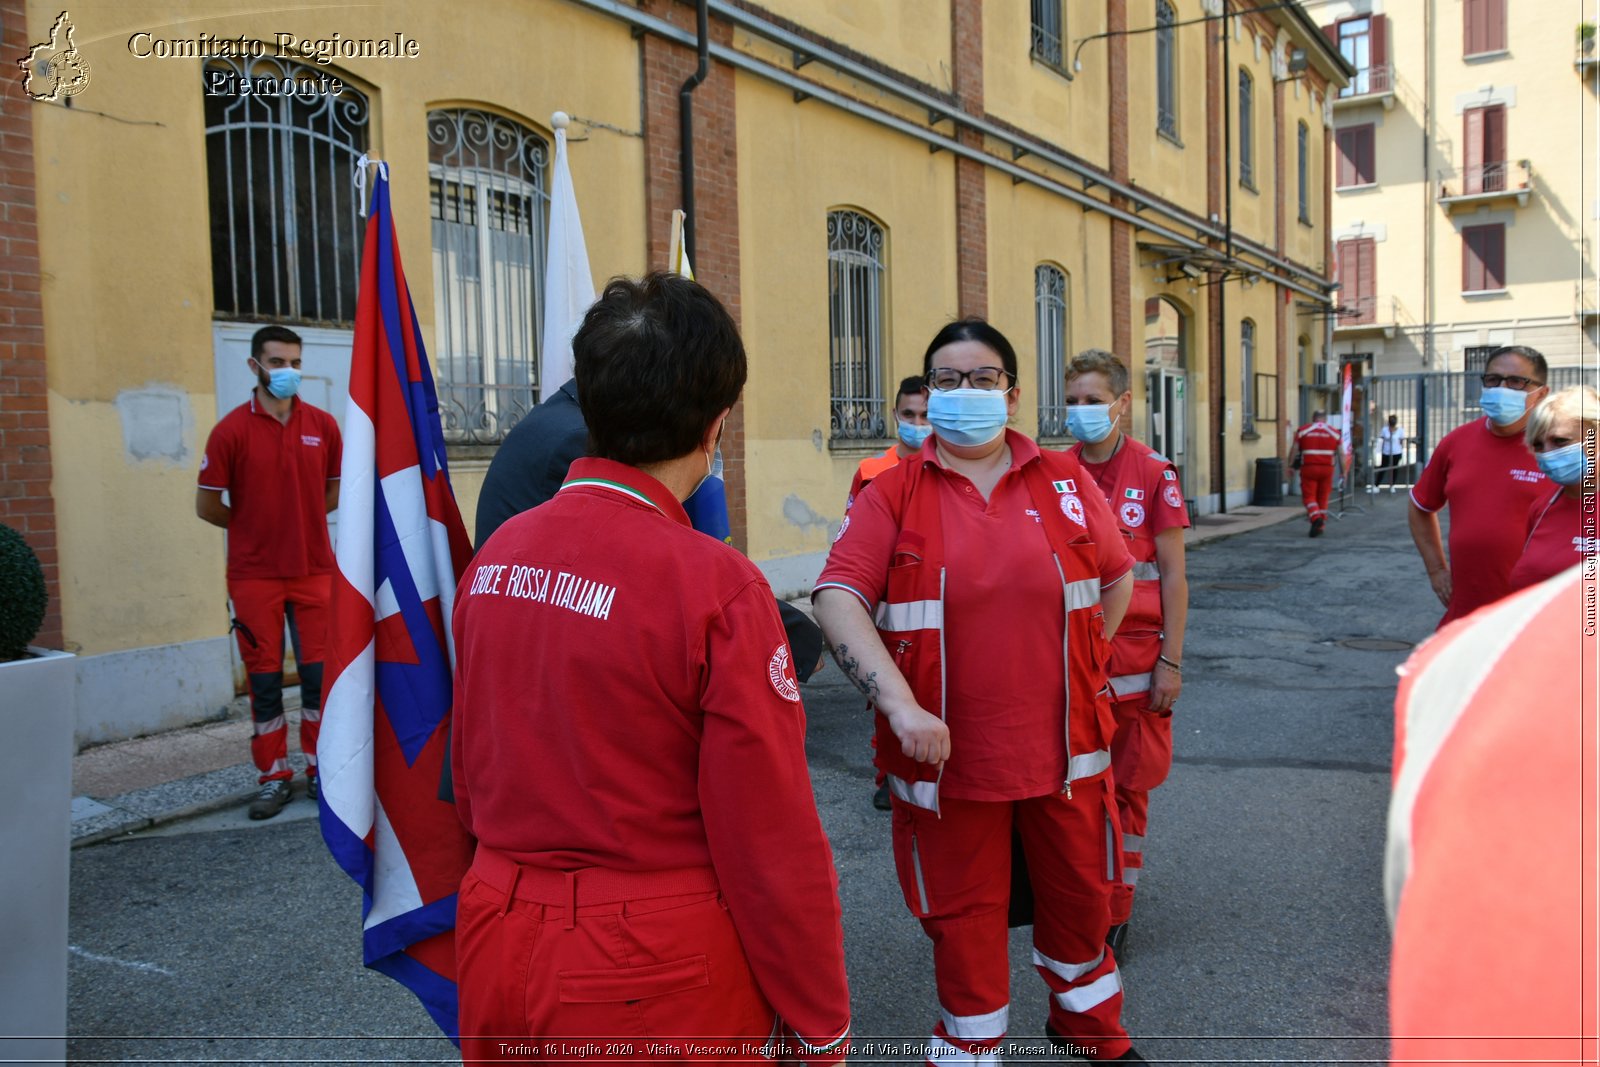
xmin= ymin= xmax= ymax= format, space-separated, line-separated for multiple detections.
xmin=926 ymin=367 xmax=1014 ymax=392
xmin=1480 ymin=373 xmax=1545 ymax=391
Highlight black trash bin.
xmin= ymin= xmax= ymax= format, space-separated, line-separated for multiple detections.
xmin=1252 ymin=457 xmax=1284 ymax=506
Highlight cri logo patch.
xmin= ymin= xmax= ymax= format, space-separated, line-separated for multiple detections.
xmin=768 ymin=643 xmax=800 ymax=702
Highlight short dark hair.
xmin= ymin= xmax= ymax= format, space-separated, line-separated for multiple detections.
xmin=895 ymin=375 xmax=928 ymax=403
xmin=250 ymin=325 xmax=303 ymax=360
xmin=920 ymin=318 xmax=1019 ymax=380
xmin=1488 ymin=344 xmax=1549 ymax=383
xmin=574 ymin=272 xmax=746 ymax=466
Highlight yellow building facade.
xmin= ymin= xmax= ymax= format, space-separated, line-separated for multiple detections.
xmin=12 ymin=0 xmax=1346 ymax=744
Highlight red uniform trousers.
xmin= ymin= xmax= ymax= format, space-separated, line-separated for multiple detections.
xmin=1300 ymin=467 xmax=1333 ymax=524
xmin=228 ymin=574 xmax=329 ymax=785
xmin=890 ymin=779 xmax=1130 ymax=1064
xmin=457 ymin=847 xmax=778 ymax=1065
xmin=1107 ymin=697 xmax=1174 ymax=926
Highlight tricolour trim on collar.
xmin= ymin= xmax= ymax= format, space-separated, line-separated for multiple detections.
xmin=558 ymin=477 xmax=660 ymax=512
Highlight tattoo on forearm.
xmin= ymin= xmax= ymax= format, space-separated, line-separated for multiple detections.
xmin=830 ymin=642 xmax=881 ymax=703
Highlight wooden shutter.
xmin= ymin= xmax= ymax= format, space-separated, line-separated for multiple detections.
xmin=1336 ymin=129 xmax=1355 ymax=187
xmin=1482 ymin=105 xmax=1506 ymax=190
xmin=1356 ymin=238 xmax=1376 ymax=321
xmin=1356 ymin=126 xmax=1374 ymax=184
xmin=1464 ymin=225 xmax=1505 ymax=291
xmin=1464 ymin=108 xmax=1485 ymax=192
xmin=1465 ymin=0 xmax=1503 ymax=54
xmin=1337 ymin=125 xmax=1375 ymax=186
xmin=1337 ymin=238 xmax=1377 ymax=322
xmin=1371 ymin=15 xmax=1389 ymax=89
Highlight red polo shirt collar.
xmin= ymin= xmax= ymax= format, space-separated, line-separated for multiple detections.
xmin=558 ymin=457 xmax=693 ymax=529
xmin=920 ymin=427 xmax=1042 ymax=472
xmin=248 ymin=390 xmax=301 ymax=423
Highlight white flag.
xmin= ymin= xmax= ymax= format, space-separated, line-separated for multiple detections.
xmin=669 ymin=208 xmax=695 ymax=281
xmin=538 ymin=116 xmax=595 ymax=398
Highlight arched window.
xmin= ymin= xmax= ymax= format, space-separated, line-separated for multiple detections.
xmin=1241 ymin=319 xmax=1257 ymax=434
xmin=1035 ymin=264 xmax=1070 ymax=438
xmin=1239 ymin=68 xmax=1255 ymax=187
xmin=827 ymin=209 xmax=888 ymax=442
xmin=204 ymin=56 xmax=370 ymax=323
xmin=1156 ymin=1 xmax=1178 ymax=138
xmin=427 ymin=109 xmax=550 ymax=444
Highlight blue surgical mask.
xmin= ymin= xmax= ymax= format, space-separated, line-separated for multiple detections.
xmin=1536 ymin=442 xmax=1588 ymax=486
xmin=926 ymin=388 xmax=1009 ymax=447
xmin=265 ymin=367 xmax=302 ymax=400
xmin=1480 ymin=386 xmax=1527 ymax=427
xmin=897 ymin=421 xmax=933 ymax=450
xmin=1067 ymin=403 xmax=1116 ymax=444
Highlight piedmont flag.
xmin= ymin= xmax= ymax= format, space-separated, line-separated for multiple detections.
xmin=1340 ymin=362 xmax=1354 ymax=463
xmin=538 ymin=112 xmax=595 ymax=399
xmin=671 ymin=208 xmax=733 ymax=544
xmin=319 ymin=164 xmax=476 ymax=1040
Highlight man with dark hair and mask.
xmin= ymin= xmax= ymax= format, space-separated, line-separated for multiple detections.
xmin=196 ymin=325 xmax=342 ymax=820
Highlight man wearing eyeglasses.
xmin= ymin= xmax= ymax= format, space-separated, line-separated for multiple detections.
xmin=1407 ymin=345 xmax=1550 ymax=627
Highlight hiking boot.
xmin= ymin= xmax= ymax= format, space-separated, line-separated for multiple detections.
xmin=1310 ymin=518 xmax=1325 ymax=538
xmin=1046 ymin=1023 xmax=1147 ymax=1062
xmin=306 ymin=776 xmax=318 ymax=802
xmin=872 ymin=783 xmax=892 ymax=811
xmin=248 ymin=779 xmax=292 ymax=820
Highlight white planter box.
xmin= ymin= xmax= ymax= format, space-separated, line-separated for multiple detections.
xmin=0 ymin=647 xmax=75 ymax=1065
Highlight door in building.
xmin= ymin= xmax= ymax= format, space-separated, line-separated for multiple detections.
xmin=1147 ymin=368 xmax=1188 ymax=498
xmin=1143 ymin=296 xmax=1191 ymax=501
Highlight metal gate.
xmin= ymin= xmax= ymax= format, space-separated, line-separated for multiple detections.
xmin=1343 ymin=368 xmax=1595 ymax=490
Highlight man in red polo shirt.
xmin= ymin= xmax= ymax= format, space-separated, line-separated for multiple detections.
xmin=1407 ymin=345 xmax=1550 ymax=627
xmin=197 ymin=326 xmax=342 ymax=820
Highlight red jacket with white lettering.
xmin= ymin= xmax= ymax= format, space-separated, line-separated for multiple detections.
xmin=451 ymin=458 xmax=849 ymax=1051
xmin=834 ymin=448 xmax=1121 ymax=810
xmin=1294 ymin=421 xmax=1342 ymax=471
xmin=1071 ymin=438 xmax=1190 ymax=698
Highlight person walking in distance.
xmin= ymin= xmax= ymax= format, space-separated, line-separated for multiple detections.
xmin=1288 ymin=410 xmax=1341 ymax=537
xmin=1375 ymin=414 xmax=1406 ymax=493
xmin=196 ymin=326 xmax=342 ymax=820
xmin=1407 ymin=344 xmax=1550 ymax=627
xmin=1064 ymin=349 xmax=1190 ymax=956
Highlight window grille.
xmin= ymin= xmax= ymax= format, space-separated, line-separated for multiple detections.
xmin=1157 ymin=1 xmax=1178 ymax=138
xmin=1031 ymin=0 xmax=1065 ymax=69
xmin=427 ymin=109 xmax=549 ymax=444
xmin=1298 ymin=122 xmax=1311 ymax=222
xmin=1035 ymin=265 xmax=1070 ymax=439
xmin=204 ymin=56 xmax=369 ymax=324
xmin=828 ymin=210 xmax=888 ymax=442
xmin=1241 ymin=320 xmax=1257 ymax=434
xmin=1239 ymin=69 xmax=1255 ymax=187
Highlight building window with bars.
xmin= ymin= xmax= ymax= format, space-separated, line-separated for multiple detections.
xmin=1238 ymin=68 xmax=1255 ymax=188
xmin=1298 ymin=121 xmax=1311 ymax=222
xmin=1241 ymin=319 xmax=1257 ymax=435
xmin=828 ymin=209 xmax=888 ymax=443
xmin=1031 ymin=0 xmax=1065 ymax=70
xmin=204 ymin=56 xmax=370 ymax=324
xmin=1035 ymin=264 xmax=1070 ymax=439
xmin=427 ymin=109 xmax=550 ymax=445
xmin=1157 ymin=1 xmax=1178 ymax=139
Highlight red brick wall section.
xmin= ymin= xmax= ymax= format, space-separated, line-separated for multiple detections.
xmin=1107 ymin=1 xmax=1131 ymax=369
xmin=953 ymin=0 xmax=986 ymax=318
xmin=0 ymin=0 xmax=62 ymax=650
xmin=640 ymin=0 xmax=747 ymax=552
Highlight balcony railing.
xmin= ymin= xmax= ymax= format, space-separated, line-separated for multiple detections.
xmin=1335 ymin=62 xmax=1394 ymax=105
xmin=1438 ymin=160 xmax=1533 ymax=208
xmin=1334 ymin=294 xmax=1413 ymax=335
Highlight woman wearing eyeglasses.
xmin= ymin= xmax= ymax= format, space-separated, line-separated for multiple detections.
xmin=1408 ymin=345 xmax=1551 ymax=627
xmin=814 ymin=319 xmax=1144 ymax=1063
xmin=1507 ymin=385 xmax=1600 ymax=592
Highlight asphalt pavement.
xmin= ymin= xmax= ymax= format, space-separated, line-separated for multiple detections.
xmin=66 ymin=489 xmax=1440 ymax=1064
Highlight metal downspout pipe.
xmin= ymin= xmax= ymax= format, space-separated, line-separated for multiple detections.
xmin=678 ymin=0 xmax=710 ymax=268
